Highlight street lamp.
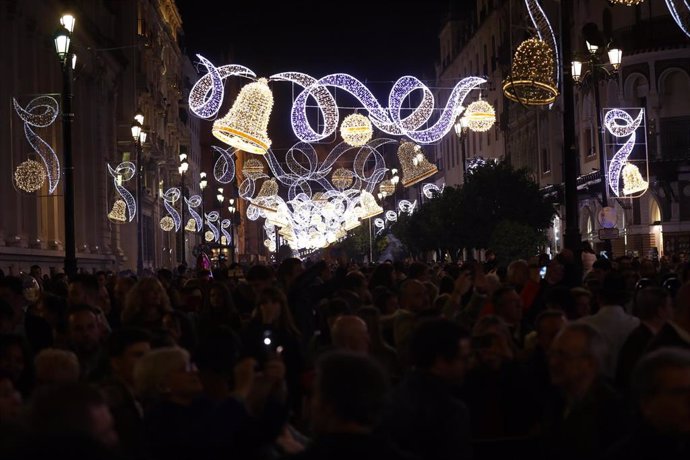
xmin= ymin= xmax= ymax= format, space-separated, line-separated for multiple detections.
xmin=454 ymin=115 xmax=470 ymax=180
xmin=216 ymin=187 xmax=224 ymax=204
xmin=54 ymin=14 xmax=77 ymax=278
xmin=131 ymin=117 xmax=146 ymax=275
xmin=178 ymin=150 xmax=189 ymax=265
xmin=571 ymin=35 xmax=622 ymax=258
xmin=227 ymin=198 xmax=237 ymax=263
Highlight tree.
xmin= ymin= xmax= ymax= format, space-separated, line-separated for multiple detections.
xmin=488 ymin=220 xmax=546 ymax=267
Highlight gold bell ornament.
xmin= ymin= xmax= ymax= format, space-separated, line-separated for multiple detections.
xmin=622 ymin=162 xmax=649 ymax=196
xmin=397 ymin=142 xmax=438 ymax=187
xmin=359 ymin=190 xmax=383 ymax=220
xmin=502 ymin=38 xmax=559 ymax=106
xmin=252 ymin=178 xmax=279 ymax=212
xmin=108 ymin=199 xmax=128 ymax=223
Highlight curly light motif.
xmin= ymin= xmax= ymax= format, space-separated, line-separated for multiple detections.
xmin=525 ymin=0 xmax=560 ymax=90
xmin=603 ymin=108 xmax=645 ymax=197
xmin=161 ymin=188 xmax=181 ymax=232
xmin=664 ymin=1 xmax=690 ymax=38
xmin=221 ymin=219 xmax=232 ymax=245
xmin=107 ymin=162 xmax=137 ymax=222
xmin=398 ymin=200 xmax=417 ymax=215
xmin=188 ymin=55 xmax=256 ymax=119
xmin=13 ymin=96 xmax=60 ymax=193
xmin=213 ymin=146 xmax=236 ymax=184
xmin=205 ymin=211 xmax=220 ymax=242
xmin=185 ymin=195 xmax=203 ymax=233
xmin=422 ymin=183 xmax=444 ymax=199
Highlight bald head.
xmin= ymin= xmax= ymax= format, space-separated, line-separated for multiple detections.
xmin=331 ymin=315 xmax=370 ymax=354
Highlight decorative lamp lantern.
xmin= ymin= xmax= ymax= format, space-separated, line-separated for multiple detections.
xmin=108 ymin=199 xmax=127 ymax=223
xmin=502 ymin=38 xmax=559 ymax=106
xmin=252 ymin=178 xmax=279 ymax=212
xmin=621 ymin=162 xmax=649 ymax=196
xmin=608 ymin=48 xmax=623 ymax=70
xmin=14 ymin=159 xmax=46 ymax=193
xmin=160 ymin=216 xmax=175 ymax=232
xmin=464 ymin=100 xmax=496 ymax=132
xmin=212 ymin=78 xmax=273 ymax=155
xmin=332 ymin=167 xmax=354 ymax=190
xmin=454 ymin=115 xmax=470 ymax=137
xmin=340 ymin=113 xmax=373 ymax=147
xmin=379 ymin=179 xmax=395 ymax=197
xmin=184 ymin=218 xmax=197 ymax=232
xmin=242 ymin=158 xmax=265 ymax=179
xmin=359 ymin=190 xmax=383 ymax=219
xmin=397 ymin=142 xmax=438 ymax=187
xmin=571 ymin=61 xmax=583 ymax=83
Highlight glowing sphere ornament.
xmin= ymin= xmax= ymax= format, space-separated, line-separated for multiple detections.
xmin=14 ymin=159 xmax=46 ymax=192
xmin=464 ymin=100 xmax=496 ymax=132
xmin=340 ymin=113 xmax=373 ymax=147
xmin=503 ymin=38 xmax=558 ymax=106
xmin=160 ymin=216 xmax=175 ymax=232
xmin=332 ymin=167 xmax=354 ymax=190
xmin=212 ymin=78 xmax=273 ymax=154
xmin=205 ymin=231 xmax=215 ymax=242
xmin=379 ymin=179 xmax=395 ymax=197
xmin=108 ymin=199 xmax=128 ymax=223
xmin=242 ymin=158 xmax=265 ymax=178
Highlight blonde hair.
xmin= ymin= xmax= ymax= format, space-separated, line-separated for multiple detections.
xmin=133 ymin=346 xmax=189 ymax=402
xmin=122 ymin=277 xmax=172 ymax=326
xmin=34 ymin=348 xmax=80 ymax=384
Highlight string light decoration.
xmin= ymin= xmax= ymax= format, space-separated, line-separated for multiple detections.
xmin=188 ymin=55 xmax=256 ymax=119
xmin=464 ymin=100 xmax=496 ymax=132
xmin=340 ymin=114 xmax=373 ymax=146
xmin=213 ymin=146 xmax=236 ymax=184
xmin=422 ymin=183 xmax=444 ymax=199
xmin=398 ymin=200 xmax=417 ymax=215
xmin=212 ymin=78 xmax=273 ymax=154
xmin=252 ymin=178 xmax=279 ymax=211
xmin=397 ymin=142 xmax=438 ymax=187
xmin=204 ymin=231 xmax=215 ymax=242
xmin=184 ymin=218 xmax=197 ymax=232
xmin=108 ymin=199 xmax=128 ymax=223
xmin=205 ymin=211 xmax=220 ymax=242
xmin=610 ymin=0 xmax=645 ymax=5
xmin=332 ymin=167 xmax=354 ymax=190
xmin=14 ymin=159 xmax=46 ymax=192
xmin=107 ymin=162 xmax=137 ymax=222
xmin=603 ymin=108 xmax=646 ymax=198
xmin=184 ymin=195 xmax=203 ymax=233
xmin=503 ymin=38 xmax=559 ymax=106
xmin=621 ymin=163 xmax=648 ymax=195
xmin=242 ymin=158 xmax=265 ymax=179
xmin=13 ymin=96 xmax=60 ymax=193
xmin=160 ymin=216 xmax=175 ymax=232
xmin=525 ymin=0 xmax=559 ymax=90
xmin=359 ymin=190 xmax=383 ymax=219
xmin=379 ymin=179 xmax=395 ymax=197
xmin=161 ymin=188 xmax=181 ymax=232
xmin=665 ymin=1 xmax=690 ymax=38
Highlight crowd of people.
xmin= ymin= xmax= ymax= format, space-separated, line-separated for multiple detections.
xmin=0 ymin=249 xmax=689 ymax=459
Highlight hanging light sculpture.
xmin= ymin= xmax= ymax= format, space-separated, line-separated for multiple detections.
xmin=212 ymin=78 xmax=273 ymax=154
xmin=610 ymin=0 xmax=645 ymax=5
xmin=14 ymin=159 xmax=46 ymax=192
xmin=359 ymin=190 xmax=383 ymax=219
xmin=160 ymin=216 xmax=175 ymax=232
xmin=108 ymin=199 xmax=128 ymax=223
xmin=503 ymin=38 xmax=559 ymax=106
xmin=252 ymin=178 xmax=279 ymax=212
xmin=621 ymin=162 xmax=648 ymax=196
xmin=464 ymin=100 xmax=496 ymax=132
xmin=331 ymin=167 xmax=354 ymax=190
xmin=340 ymin=113 xmax=373 ymax=147
xmin=379 ymin=179 xmax=395 ymax=197
xmin=397 ymin=142 xmax=438 ymax=187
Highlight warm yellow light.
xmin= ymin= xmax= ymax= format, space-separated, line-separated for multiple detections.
xmin=622 ymin=162 xmax=648 ymax=196
xmin=464 ymin=100 xmax=496 ymax=132
xmin=160 ymin=216 xmax=175 ymax=232
xmin=340 ymin=114 xmax=373 ymax=147
xmin=14 ymin=159 xmax=46 ymax=193
xmin=332 ymin=167 xmax=354 ymax=190
xmin=503 ymin=38 xmax=559 ymax=106
xmin=108 ymin=199 xmax=127 ymax=223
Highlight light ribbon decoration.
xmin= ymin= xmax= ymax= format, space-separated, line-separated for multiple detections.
xmin=603 ymin=108 xmax=645 ymax=197
xmin=272 ymin=71 xmax=486 ymax=144
xmin=525 ymin=0 xmax=559 ymax=89
xmin=107 ymin=162 xmax=137 ymax=222
xmin=161 ymin=187 xmax=182 ymax=232
xmin=398 ymin=200 xmax=417 ymax=216
xmin=213 ymin=146 xmax=236 ymax=184
xmin=422 ymin=183 xmax=445 ymax=199
xmin=205 ymin=211 xmax=220 ymax=242
xmin=374 ymin=211 xmax=400 ymax=235
xmin=664 ymin=0 xmax=690 ymax=38
xmin=221 ymin=219 xmax=232 ymax=245
xmin=185 ymin=194 xmax=203 ymax=233
xmin=188 ymin=55 xmax=256 ymax=119
xmin=13 ymin=96 xmax=61 ymax=193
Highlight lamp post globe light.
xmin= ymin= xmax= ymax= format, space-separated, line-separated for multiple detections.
xmin=131 ymin=117 xmax=146 ymax=275
xmin=178 ymin=150 xmax=189 ymax=264
xmin=199 ymin=171 xmax=207 ymax=238
xmin=54 ymin=14 xmax=78 ymax=278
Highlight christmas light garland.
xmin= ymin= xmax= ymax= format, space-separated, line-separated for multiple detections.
xmin=525 ymin=0 xmax=559 ymax=90
xmin=213 ymin=146 xmax=236 ymax=184
xmin=603 ymin=108 xmax=645 ymax=197
xmin=161 ymin=187 xmax=181 ymax=232
xmin=185 ymin=194 xmax=203 ymax=233
xmin=664 ymin=1 xmax=690 ymax=38
xmin=107 ymin=162 xmax=137 ymax=222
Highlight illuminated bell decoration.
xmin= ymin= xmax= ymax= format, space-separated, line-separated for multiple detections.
xmin=205 ymin=231 xmax=215 ymax=242
xmin=108 ymin=199 xmax=127 ymax=223
xmin=184 ymin=218 xmax=197 ymax=232
xmin=160 ymin=216 xmax=175 ymax=232
xmin=252 ymin=178 xmax=279 ymax=212
xmin=379 ymin=179 xmax=395 ymax=197
xmin=14 ymin=159 xmax=46 ymax=193
xmin=242 ymin=158 xmax=264 ymax=178
xmin=397 ymin=142 xmax=438 ymax=187
xmin=464 ymin=100 xmax=496 ymax=132
xmin=503 ymin=38 xmax=559 ymax=106
xmin=212 ymin=78 xmax=273 ymax=155
xmin=332 ymin=167 xmax=354 ymax=190
xmin=359 ymin=190 xmax=383 ymax=220
xmin=621 ymin=163 xmax=649 ymax=196
xmin=340 ymin=113 xmax=373 ymax=147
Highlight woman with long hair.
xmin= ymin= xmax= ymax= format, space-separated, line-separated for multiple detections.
xmin=196 ymin=282 xmax=241 ymax=335
xmin=122 ymin=278 xmax=172 ymax=331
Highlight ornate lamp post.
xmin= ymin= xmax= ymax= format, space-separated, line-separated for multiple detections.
xmin=227 ymin=198 xmax=237 ymax=263
xmin=54 ymin=14 xmax=78 ymax=278
xmin=199 ymin=171 xmax=207 ymax=237
xmin=178 ymin=150 xmax=189 ymax=264
xmin=131 ymin=117 xmax=146 ymax=275
xmin=454 ymin=115 xmax=470 ymax=180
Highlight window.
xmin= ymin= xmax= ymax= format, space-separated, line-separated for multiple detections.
xmin=483 ymin=45 xmax=488 ymax=75
xmin=584 ymin=127 xmax=595 ymax=157
xmin=541 ymin=148 xmax=550 ymax=174
xmin=491 ymin=36 xmax=496 ymax=71
xmin=660 ymin=116 xmax=690 ymax=160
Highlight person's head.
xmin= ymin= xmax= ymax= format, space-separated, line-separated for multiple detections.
xmin=30 ymin=265 xmax=42 ymax=279
xmin=0 ymin=299 xmax=14 ymax=334
xmin=205 ymin=282 xmax=236 ymax=314
xmin=122 ymin=277 xmax=172 ymax=328
xmin=471 ymin=315 xmax=516 ymax=369
xmin=331 ymin=315 xmax=370 ymax=354
xmin=399 ymin=279 xmax=429 ymax=313
xmin=545 ymin=285 xmax=576 ymax=315
xmin=310 ymin=351 xmax=389 ymax=434
xmin=27 ymin=382 xmax=118 ymax=448
xmin=0 ymin=276 xmax=26 ymax=311
xmin=507 ymin=259 xmax=530 ymax=288
xmin=534 ymin=310 xmax=566 ymax=352
xmin=113 ymin=276 xmax=136 ymax=305
xmin=492 ymin=285 xmax=523 ymax=325
xmin=67 ymin=305 xmax=102 ymax=353
xmin=0 ymin=334 xmax=30 ymax=390
xmin=674 ymin=283 xmax=690 ymax=324
xmin=569 ymin=287 xmax=592 ymax=320
xmin=545 ymin=258 xmax=565 ymax=285
xmin=106 ymin=328 xmax=152 ymax=386
xmin=256 ymin=286 xmax=300 ymax=336
xmin=369 ymin=263 xmax=396 ymax=291
xmin=0 ymin=370 xmax=22 ymax=424
xmin=408 ymin=261 xmax=431 ymax=282
xmin=34 ymin=348 xmax=80 ymax=385
xmin=634 ymin=286 xmax=674 ymax=324
xmin=549 ymin=323 xmax=608 ymax=395
xmin=343 ymin=271 xmax=371 ymax=304
xmin=134 ymin=346 xmax=202 ymax=406
xmin=246 ymin=264 xmax=275 ymax=294
xmin=409 ymin=318 xmax=471 ymax=383
xmin=277 ymin=258 xmax=303 ymax=290
xmin=320 ymin=297 xmax=352 ymax=333
xmin=372 ymin=287 xmax=399 ymax=315
xmin=67 ymin=274 xmax=100 ymax=308
xmin=631 ymin=348 xmax=690 ymax=435
xmin=156 ymin=268 xmax=174 ymax=289
xmin=598 ymin=271 xmax=629 ymax=307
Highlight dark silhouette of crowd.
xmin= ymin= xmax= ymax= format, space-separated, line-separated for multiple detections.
xmin=0 ymin=251 xmax=689 ymax=460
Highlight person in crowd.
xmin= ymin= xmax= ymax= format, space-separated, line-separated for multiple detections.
xmin=389 ymin=279 xmax=434 ymax=366
xmin=408 ymin=261 xmax=432 ymax=283
xmin=0 ymin=369 xmax=22 ymax=427
xmin=65 ymin=304 xmax=105 ymax=381
xmin=0 ymin=334 xmax=34 ymax=398
xmin=581 ymin=241 xmax=597 ymax=275
xmin=382 ymin=318 xmax=472 ymax=460
xmin=605 ymin=348 xmax=690 ymax=459
xmin=292 ymin=351 xmax=410 ymax=460
xmin=307 ymin=298 xmax=351 ymax=365
xmin=507 ymin=259 xmax=541 ymax=314
xmin=372 ymin=287 xmax=399 ymax=316
xmin=578 ymin=271 xmax=640 ymax=378
xmin=277 ymin=258 xmax=304 ymax=293
xmin=121 ymin=277 xmax=173 ymax=331
xmin=646 ymin=282 xmax=690 ymax=351
xmin=369 ymin=263 xmax=397 ymax=292
xmin=196 ymin=281 xmax=242 ymax=336
xmin=357 ymin=306 xmax=402 ymax=383
xmin=0 ymin=276 xmax=52 ymax=352
xmin=111 ymin=275 xmax=136 ymax=329
xmin=492 ymin=285 xmax=529 ymax=347
xmin=523 ymin=310 xmax=566 ymax=407
xmin=156 ymin=268 xmax=182 ymax=310
xmin=331 ymin=315 xmax=370 ymax=354
xmin=34 ymin=348 xmax=80 ymax=386
xmin=617 ymin=287 xmax=674 ymax=389
xmin=569 ymin=287 xmax=593 ymax=320
xmin=543 ymin=323 xmax=627 ymax=460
